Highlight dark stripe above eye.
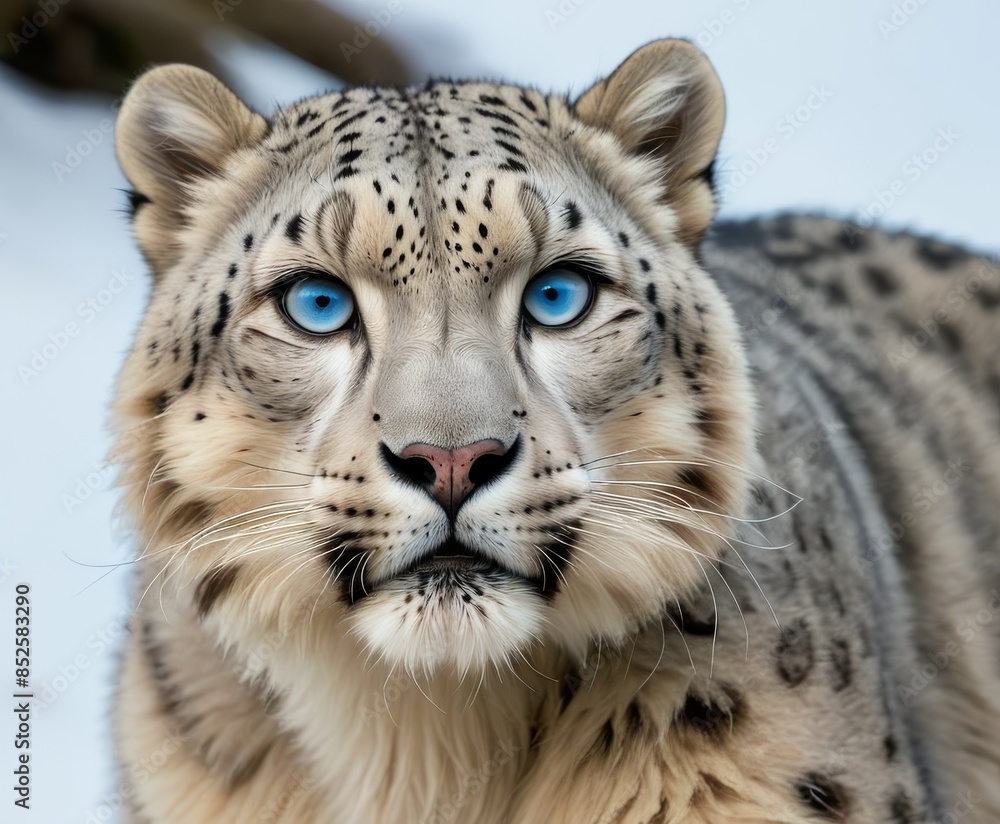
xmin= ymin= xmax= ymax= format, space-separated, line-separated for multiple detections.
xmin=562 ymin=201 xmax=582 ymax=230
xmin=286 ymin=214 xmax=304 ymax=242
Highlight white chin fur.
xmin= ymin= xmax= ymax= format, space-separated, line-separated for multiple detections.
xmin=348 ymin=571 xmax=546 ymax=676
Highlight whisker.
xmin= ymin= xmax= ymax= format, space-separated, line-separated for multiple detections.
xmin=590 ymin=481 xmax=799 ymax=526
xmin=588 ymin=497 xmax=788 ymax=552
xmin=233 ymin=459 xmax=319 ymax=479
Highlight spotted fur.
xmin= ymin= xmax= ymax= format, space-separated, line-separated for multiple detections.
xmin=111 ymin=40 xmax=1000 ymax=823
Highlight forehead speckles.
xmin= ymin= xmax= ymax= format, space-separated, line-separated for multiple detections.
xmin=474 ymin=105 xmax=517 ymax=127
xmin=335 ymin=147 xmax=363 ymax=181
xmin=295 ymin=110 xmax=319 ymax=128
xmin=498 ymin=157 xmax=528 ymax=174
xmin=333 ymin=109 xmax=367 ymax=134
xmin=254 ymin=85 xmax=599 ymax=299
xmin=862 ymin=264 xmax=899 ymax=296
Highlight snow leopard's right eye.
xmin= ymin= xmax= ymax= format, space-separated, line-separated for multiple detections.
xmin=281 ymin=274 xmax=355 ymax=335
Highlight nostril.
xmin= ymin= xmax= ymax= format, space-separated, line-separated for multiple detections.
xmin=381 ymin=437 xmax=521 ymax=517
xmin=402 ymin=456 xmax=436 ymax=487
xmin=468 ymin=451 xmax=506 ymax=487
xmin=475 ymin=436 xmax=520 ymax=487
xmin=380 ymin=443 xmax=437 ymax=488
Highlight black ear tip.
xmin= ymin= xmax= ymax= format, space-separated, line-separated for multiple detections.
xmin=696 ymin=158 xmax=716 ymax=193
xmin=127 ymin=190 xmax=151 ymax=218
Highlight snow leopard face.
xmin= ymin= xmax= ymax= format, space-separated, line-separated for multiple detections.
xmin=113 ymin=40 xmax=754 ymax=676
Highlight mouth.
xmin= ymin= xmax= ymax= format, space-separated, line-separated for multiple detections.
xmin=345 ymin=531 xmax=571 ymax=606
xmin=403 ymin=537 xmax=514 ymax=579
xmin=367 ymin=537 xmax=546 ymax=599
xmin=348 ymin=538 xmax=551 ymax=674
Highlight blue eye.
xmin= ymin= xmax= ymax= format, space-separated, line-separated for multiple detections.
xmin=282 ymin=275 xmax=355 ymax=335
xmin=522 ymin=268 xmax=593 ymax=327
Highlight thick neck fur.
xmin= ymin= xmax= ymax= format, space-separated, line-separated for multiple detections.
xmin=265 ymin=621 xmax=543 ymax=824
xmin=144 ymin=587 xmax=570 ymax=824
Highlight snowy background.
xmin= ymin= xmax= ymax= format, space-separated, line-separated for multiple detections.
xmin=1 ymin=0 xmax=997 ymax=820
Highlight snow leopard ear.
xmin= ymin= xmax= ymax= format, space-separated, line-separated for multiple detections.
xmin=116 ymin=64 xmax=267 ymax=272
xmin=574 ymin=39 xmax=725 ymax=249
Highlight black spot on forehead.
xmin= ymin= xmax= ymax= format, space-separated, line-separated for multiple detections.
xmin=270 ymin=82 xmax=554 ymax=191
xmin=285 ymin=214 xmax=304 ymax=243
xmin=562 ymin=201 xmax=582 ymax=230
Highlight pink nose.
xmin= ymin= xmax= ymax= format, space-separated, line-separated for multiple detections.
xmin=399 ymin=440 xmax=506 ymax=518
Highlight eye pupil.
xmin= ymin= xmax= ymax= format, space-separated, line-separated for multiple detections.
xmin=522 ymin=267 xmax=594 ymax=327
xmin=282 ymin=275 xmax=354 ymax=335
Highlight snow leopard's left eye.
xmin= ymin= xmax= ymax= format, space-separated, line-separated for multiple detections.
xmin=281 ymin=275 xmax=355 ymax=335
xmin=522 ymin=267 xmax=594 ymax=327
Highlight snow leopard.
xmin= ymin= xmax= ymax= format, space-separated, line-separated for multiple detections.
xmin=109 ymin=38 xmax=1000 ymax=823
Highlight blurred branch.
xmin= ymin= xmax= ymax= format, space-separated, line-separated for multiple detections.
xmin=0 ymin=0 xmax=412 ymax=97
